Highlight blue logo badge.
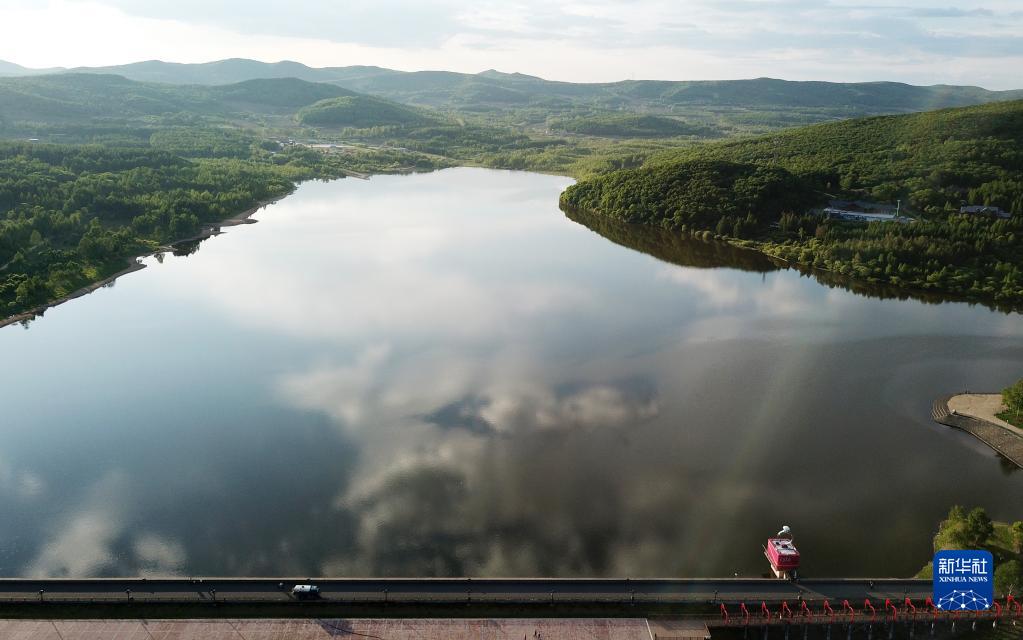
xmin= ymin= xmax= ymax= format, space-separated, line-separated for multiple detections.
xmin=933 ymin=550 xmax=994 ymax=610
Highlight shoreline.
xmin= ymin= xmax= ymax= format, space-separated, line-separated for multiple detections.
xmin=932 ymin=393 xmax=1023 ymax=468
xmin=0 ymin=261 xmax=148 ymax=329
xmin=946 ymin=392 xmax=1023 ymax=436
xmin=559 ymin=204 xmax=1023 ymax=313
xmin=729 ymin=235 xmax=1023 ymax=313
xmin=157 ymin=187 xmax=296 ymax=249
xmin=11 ymin=174 xmax=1017 ymax=330
xmin=0 ymin=189 xmax=296 ymax=330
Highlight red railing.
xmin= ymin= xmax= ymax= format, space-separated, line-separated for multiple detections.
xmin=863 ymin=598 xmax=876 ymax=622
xmin=903 ymin=597 xmax=916 ymax=619
xmin=800 ymin=599 xmax=813 ymax=621
xmin=842 ymin=599 xmax=855 ymax=622
xmin=885 ymin=598 xmax=898 ymax=621
xmin=714 ymin=595 xmax=1018 ymax=628
xmin=823 ymin=599 xmax=835 ymax=623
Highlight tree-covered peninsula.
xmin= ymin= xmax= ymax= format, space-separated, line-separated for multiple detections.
xmin=561 ymin=100 xmax=1023 ymax=307
xmin=0 ymin=138 xmax=443 ymax=322
xmin=0 ymin=74 xmax=462 ymax=323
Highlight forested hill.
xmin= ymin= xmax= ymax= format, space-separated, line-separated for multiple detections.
xmin=4 ymin=58 xmax=1021 ymax=118
xmin=206 ymin=78 xmax=357 ymax=109
xmin=296 ymin=95 xmax=437 ymax=128
xmin=0 ymin=73 xmax=370 ymax=124
xmin=648 ymin=99 xmax=1023 ymax=216
xmin=561 ymin=100 xmax=1023 ymax=308
xmin=549 ymin=114 xmax=723 ymax=138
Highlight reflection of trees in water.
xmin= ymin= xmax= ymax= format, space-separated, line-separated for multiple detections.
xmin=564 ymin=207 xmax=781 ymax=273
xmin=781 ymin=258 xmax=1022 ymax=313
xmin=565 ymin=207 xmax=1021 ymax=314
xmin=795 ymin=265 xmax=1018 ymax=313
xmin=172 ymin=235 xmax=213 ymax=257
xmin=998 ymin=454 xmax=1021 ymax=476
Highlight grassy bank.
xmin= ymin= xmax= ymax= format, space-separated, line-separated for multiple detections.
xmin=916 ymin=507 xmax=1023 ymax=596
xmin=996 ymin=411 xmax=1023 ymax=429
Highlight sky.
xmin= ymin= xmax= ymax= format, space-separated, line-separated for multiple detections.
xmin=0 ymin=0 xmax=1022 ymax=88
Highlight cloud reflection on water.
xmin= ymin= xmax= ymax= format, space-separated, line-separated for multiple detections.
xmin=27 ymin=471 xmax=126 ymax=578
xmin=4 ymin=169 xmax=1023 ymax=579
xmin=176 ymin=170 xmax=1023 ymax=577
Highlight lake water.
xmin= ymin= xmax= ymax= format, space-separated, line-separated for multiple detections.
xmin=1 ymin=167 xmax=1021 ymax=579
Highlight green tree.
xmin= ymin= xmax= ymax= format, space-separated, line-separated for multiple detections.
xmin=1004 ymin=379 xmax=1023 ymax=419
xmin=965 ymin=507 xmax=995 ymax=547
xmin=936 ymin=506 xmax=971 ymax=549
xmin=1011 ymin=521 xmax=1023 ymax=554
xmin=995 ymin=560 xmax=1023 ymax=597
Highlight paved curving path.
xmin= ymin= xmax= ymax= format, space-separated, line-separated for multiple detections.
xmin=947 ymin=393 xmax=1023 ymax=435
xmin=932 ymin=394 xmax=1023 ymax=468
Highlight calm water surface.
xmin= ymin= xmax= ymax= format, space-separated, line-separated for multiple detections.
xmin=1 ymin=168 xmax=1021 ymax=578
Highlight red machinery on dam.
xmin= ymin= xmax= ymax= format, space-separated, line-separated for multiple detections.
xmin=765 ymin=525 xmax=800 ymax=579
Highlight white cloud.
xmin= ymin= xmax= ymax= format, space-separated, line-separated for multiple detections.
xmin=26 ymin=471 xmax=126 ymax=577
xmin=658 ymin=266 xmax=743 ymax=309
xmin=0 ymin=455 xmax=45 ymax=500
xmin=279 ymin=343 xmax=396 ymax=427
xmin=133 ymin=533 xmax=186 ymax=575
xmin=24 ymin=470 xmax=189 ymax=577
xmin=478 ymin=384 xmax=658 ymax=432
xmin=28 ymin=511 xmax=119 ymax=577
xmin=152 ymin=171 xmax=588 ymax=345
xmin=0 ymin=0 xmax=1021 ymax=87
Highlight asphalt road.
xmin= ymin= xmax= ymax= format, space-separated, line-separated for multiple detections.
xmin=0 ymin=578 xmax=932 ymax=605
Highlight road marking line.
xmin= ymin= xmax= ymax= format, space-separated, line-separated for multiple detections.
xmin=49 ymin=620 xmax=65 ymax=640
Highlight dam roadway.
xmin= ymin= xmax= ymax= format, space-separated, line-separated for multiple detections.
xmin=0 ymin=577 xmax=931 ymax=606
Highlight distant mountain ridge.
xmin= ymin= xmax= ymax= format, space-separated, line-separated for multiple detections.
xmin=0 ymin=60 xmax=63 ymax=77
xmin=1 ymin=58 xmax=1020 ymax=117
